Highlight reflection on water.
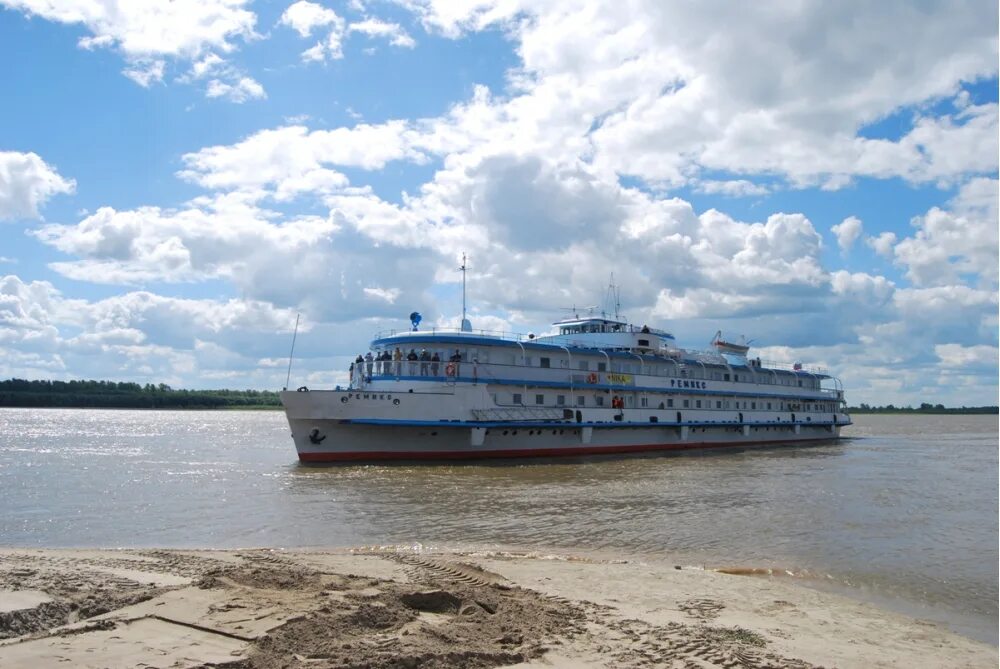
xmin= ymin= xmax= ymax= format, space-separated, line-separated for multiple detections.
xmin=0 ymin=409 xmax=996 ymax=643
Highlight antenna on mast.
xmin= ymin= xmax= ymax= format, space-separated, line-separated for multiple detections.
xmin=458 ymin=253 xmax=472 ymax=332
xmin=605 ymin=273 xmax=621 ymax=320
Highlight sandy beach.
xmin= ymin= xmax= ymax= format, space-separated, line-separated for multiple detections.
xmin=0 ymin=548 xmax=994 ymax=668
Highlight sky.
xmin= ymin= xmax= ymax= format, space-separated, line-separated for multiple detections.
xmin=0 ymin=0 xmax=997 ymax=407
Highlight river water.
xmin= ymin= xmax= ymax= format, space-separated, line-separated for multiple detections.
xmin=0 ymin=409 xmax=996 ymax=643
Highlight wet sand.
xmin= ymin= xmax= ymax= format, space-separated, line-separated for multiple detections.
xmin=0 ymin=548 xmax=994 ymax=668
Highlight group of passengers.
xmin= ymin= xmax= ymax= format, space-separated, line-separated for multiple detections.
xmin=349 ymin=348 xmax=463 ymax=383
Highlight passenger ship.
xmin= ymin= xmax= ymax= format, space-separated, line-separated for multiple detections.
xmin=280 ymin=305 xmax=850 ymax=462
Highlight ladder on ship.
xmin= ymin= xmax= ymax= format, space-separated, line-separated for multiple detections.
xmin=470 ymin=407 xmax=567 ymax=422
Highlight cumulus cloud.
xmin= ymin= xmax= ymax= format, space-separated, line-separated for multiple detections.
xmin=894 ymin=178 xmax=999 ymax=287
xmin=279 ymin=1 xmax=343 ymax=37
xmin=349 ymin=18 xmax=416 ymax=48
xmin=2 ymin=0 xmax=259 ymax=96
xmin=831 ymin=216 xmax=863 ymax=252
xmin=205 ymin=76 xmax=266 ymax=103
xmin=0 ymin=151 xmax=76 ymax=221
xmin=0 ymin=273 xmax=308 ymax=386
xmin=280 ymin=0 xmax=347 ymax=60
xmin=1 ymin=0 xmax=256 ymax=57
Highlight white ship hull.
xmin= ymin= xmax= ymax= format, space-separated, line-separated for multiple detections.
xmin=281 ymin=388 xmax=846 ymax=463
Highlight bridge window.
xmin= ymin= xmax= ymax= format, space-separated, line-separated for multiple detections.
xmin=724 ymin=373 xmax=730 ymax=381
xmin=667 ymin=399 xmax=674 ymax=408
xmin=576 ymin=395 xmax=585 ymax=406
xmin=597 ymin=362 xmax=607 ymax=372
xmin=716 ymin=400 xmax=722 ymax=408
xmin=540 ymin=357 xmax=550 ymax=368
xmin=535 ymin=394 xmax=544 ymax=405
xmin=578 ymin=360 xmax=589 ymax=370
xmin=683 ymin=399 xmax=690 ymax=408
xmin=557 ymin=395 xmax=566 ymax=406
xmin=640 ymin=396 xmax=648 ymax=407
xmin=513 ymin=393 xmax=522 ymax=405
xmin=695 ymin=400 xmax=702 ymax=408
xmin=596 ymin=396 xmax=605 ymax=407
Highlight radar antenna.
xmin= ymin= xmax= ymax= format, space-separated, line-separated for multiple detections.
xmin=560 ymin=305 xmax=598 ymax=319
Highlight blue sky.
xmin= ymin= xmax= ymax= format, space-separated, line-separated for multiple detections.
xmin=0 ymin=0 xmax=997 ymax=406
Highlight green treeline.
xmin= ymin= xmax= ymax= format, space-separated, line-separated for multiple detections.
xmin=0 ymin=378 xmax=282 ymax=409
xmin=849 ymin=403 xmax=998 ymax=414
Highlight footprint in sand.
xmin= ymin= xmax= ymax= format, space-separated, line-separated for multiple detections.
xmin=678 ymin=598 xmax=726 ymax=619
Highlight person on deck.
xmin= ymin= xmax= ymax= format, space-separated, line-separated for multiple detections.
xmin=419 ymin=349 xmax=430 ymax=375
xmin=407 ymin=349 xmax=419 ymax=375
xmin=393 ymin=347 xmax=403 ymax=375
xmin=364 ymin=351 xmax=374 ymax=379
xmin=430 ymin=352 xmax=441 ymax=377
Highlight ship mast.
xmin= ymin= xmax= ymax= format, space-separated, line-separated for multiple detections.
xmin=459 ymin=253 xmax=471 ymax=332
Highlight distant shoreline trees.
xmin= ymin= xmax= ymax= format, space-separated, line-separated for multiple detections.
xmin=848 ymin=403 xmax=998 ymax=414
xmin=0 ymin=378 xmax=996 ymax=413
xmin=0 ymin=379 xmax=282 ymax=409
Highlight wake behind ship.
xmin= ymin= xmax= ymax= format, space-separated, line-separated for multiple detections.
xmin=280 ymin=304 xmax=850 ymax=462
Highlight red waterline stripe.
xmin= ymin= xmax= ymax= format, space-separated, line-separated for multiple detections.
xmin=297 ymin=437 xmax=837 ymax=462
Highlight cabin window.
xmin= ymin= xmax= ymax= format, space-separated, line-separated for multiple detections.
xmin=751 ymin=402 xmax=756 ymax=409
xmin=767 ymin=402 xmax=772 ymax=410
xmin=667 ymin=399 xmax=674 ymax=408
xmin=638 ymin=339 xmax=650 ymax=347
xmin=626 ymin=396 xmax=634 ymax=407
xmin=535 ymin=394 xmax=544 ymax=405
xmin=798 ymin=380 xmax=803 ymax=387
xmin=683 ymin=399 xmax=690 ymax=408
xmin=597 ymin=362 xmax=607 ymax=372
xmin=724 ymin=373 xmax=730 ymax=381
xmin=540 ymin=357 xmax=550 ymax=368
xmin=695 ymin=400 xmax=702 ymax=408
xmin=576 ymin=395 xmax=585 ymax=406
xmin=578 ymin=360 xmax=589 ymax=370
xmin=640 ymin=396 xmax=648 ymax=407
xmin=557 ymin=395 xmax=566 ymax=406
xmin=512 ymin=393 xmax=522 ymax=405
xmin=716 ymin=400 xmax=722 ymax=409
xmin=596 ymin=396 xmax=605 ymax=407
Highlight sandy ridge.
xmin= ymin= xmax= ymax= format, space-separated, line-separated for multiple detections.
xmin=0 ymin=548 xmax=994 ymax=668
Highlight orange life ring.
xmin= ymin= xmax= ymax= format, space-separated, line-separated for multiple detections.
xmin=445 ymin=363 xmax=457 ymax=377
xmin=587 ymin=373 xmax=598 ymax=384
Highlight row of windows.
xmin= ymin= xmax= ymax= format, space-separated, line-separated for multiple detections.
xmin=377 ymin=345 xmax=820 ymax=388
xmin=505 ymin=392 xmax=837 ymax=412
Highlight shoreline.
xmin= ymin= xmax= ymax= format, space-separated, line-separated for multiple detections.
xmin=0 ymin=548 xmax=994 ymax=668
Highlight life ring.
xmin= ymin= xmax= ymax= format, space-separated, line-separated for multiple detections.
xmin=586 ymin=373 xmax=598 ymax=384
xmin=445 ymin=363 xmax=457 ymax=377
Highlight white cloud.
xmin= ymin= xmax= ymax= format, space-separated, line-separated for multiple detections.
xmin=1 ymin=0 xmax=257 ymax=58
xmin=205 ymin=76 xmax=266 ymax=103
xmin=177 ymin=123 xmax=425 ymax=195
xmin=866 ymin=231 xmax=897 ymax=258
xmin=279 ymin=1 xmax=343 ymax=37
xmin=935 ymin=343 xmax=999 ymax=368
xmin=831 ymin=216 xmax=863 ymax=252
xmin=694 ymin=180 xmax=769 ymax=197
xmin=0 ymin=273 xmax=309 ymax=386
xmin=122 ymin=59 xmax=166 ymax=87
xmin=2 ymin=0 xmax=258 ymax=93
xmin=349 ymin=18 xmax=416 ymax=48
xmin=280 ymin=1 xmax=346 ymax=61
xmin=0 ymin=151 xmax=76 ymax=221
xmin=893 ymin=178 xmax=999 ymax=287
xmin=400 ymin=1 xmax=998 ymax=190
